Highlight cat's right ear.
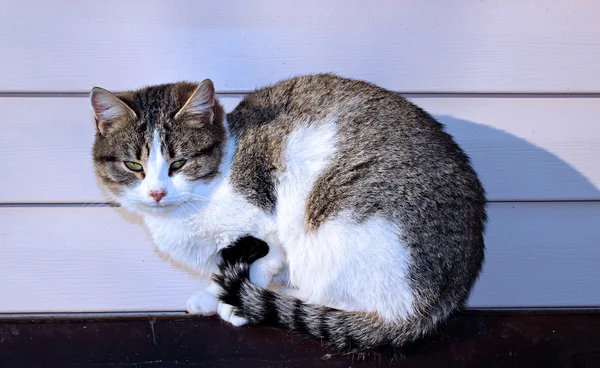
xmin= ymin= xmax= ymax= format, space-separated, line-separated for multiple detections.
xmin=90 ymin=87 xmax=137 ymax=135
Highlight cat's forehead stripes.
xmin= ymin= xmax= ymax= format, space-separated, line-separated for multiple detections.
xmin=92 ymin=81 xmax=227 ymax=194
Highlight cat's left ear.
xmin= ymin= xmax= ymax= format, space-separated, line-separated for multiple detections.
xmin=175 ymin=79 xmax=215 ymax=123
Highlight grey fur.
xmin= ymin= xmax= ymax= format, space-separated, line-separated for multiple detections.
xmin=222 ymin=74 xmax=486 ymax=351
xmin=91 ymin=81 xmax=226 ymax=196
xmin=216 ymin=259 xmax=435 ymax=352
xmin=91 ymin=73 xmax=486 ymax=352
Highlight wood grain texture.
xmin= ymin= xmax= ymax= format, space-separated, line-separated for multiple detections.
xmin=1 ymin=96 xmax=599 ymax=203
xmin=2 ymin=312 xmax=600 ymax=367
xmin=0 ymin=203 xmax=599 ymax=312
xmin=0 ymin=0 xmax=599 ymax=93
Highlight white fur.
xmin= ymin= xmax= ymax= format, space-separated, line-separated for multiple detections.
xmin=143 ymin=131 xmax=169 ymax=196
xmin=133 ymin=130 xmax=226 ymax=276
xmin=282 ymin=213 xmax=414 ymax=320
xmin=186 ymin=289 xmax=218 ymax=316
xmin=177 ymin=179 xmax=283 ymax=316
xmin=274 ymin=121 xmax=415 ymax=321
xmin=128 ymin=119 xmax=415 ymax=322
xmin=119 ymin=130 xmax=224 ymax=217
xmin=125 ymin=125 xmax=284 ymax=316
xmin=186 ymin=280 xmax=249 ymax=325
xmin=217 ymin=301 xmax=249 ymax=326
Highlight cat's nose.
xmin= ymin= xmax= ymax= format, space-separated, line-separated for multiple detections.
xmin=149 ymin=189 xmax=167 ymax=202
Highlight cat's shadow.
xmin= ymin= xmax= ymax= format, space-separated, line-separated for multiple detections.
xmin=433 ymin=114 xmax=599 ymax=308
xmin=436 ymin=114 xmax=599 ymax=201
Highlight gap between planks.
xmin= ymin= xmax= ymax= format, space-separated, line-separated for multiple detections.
xmin=1 ymin=308 xmax=599 ymax=322
xmin=1 ymin=92 xmax=600 ymax=99
xmin=2 ymin=199 xmax=600 ymax=208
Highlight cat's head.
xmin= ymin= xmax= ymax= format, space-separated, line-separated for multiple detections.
xmin=90 ymin=80 xmax=227 ymax=217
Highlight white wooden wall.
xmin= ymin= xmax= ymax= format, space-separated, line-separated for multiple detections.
xmin=0 ymin=0 xmax=599 ymax=313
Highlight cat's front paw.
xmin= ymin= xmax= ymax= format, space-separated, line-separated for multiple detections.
xmin=217 ymin=301 xmax=248 ymax=327
xmin=186 ymin=290 xmax=219 ymax=316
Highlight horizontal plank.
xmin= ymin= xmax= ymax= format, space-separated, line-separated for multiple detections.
xmin=1 ymin=96 xmax=599 ymax=203
xmin=0 ymin=202 xmax=599 ymax=312
xmin=2 ymin=314 xmax=600 ymax=367
xmin=0 ymin=206 xmax=205 ymax=313
xmin=0 ymin=0 xmax=599 ymax=93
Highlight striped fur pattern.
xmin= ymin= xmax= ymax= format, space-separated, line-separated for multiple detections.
xmin=215 ymin=236 xmax=432 ymax=352
xmin=213 ymin=74 xmax=486 ymax=351
xmin=90 ymin=73 xmax=486 ymax=353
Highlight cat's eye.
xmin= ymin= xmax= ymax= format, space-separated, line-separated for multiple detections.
xmin=124 ymin=161 xmax=144 ymax=172
xmin=170 ymin=159 xmax=187 ymax=171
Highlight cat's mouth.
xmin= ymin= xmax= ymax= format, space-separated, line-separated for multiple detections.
xmin=118 ymin=194 xmax=204 ymax=216
xmin=140 ymin=202 xmax=175 ymax=208
xmin=132 ymin=201 xmax=183 ymax=215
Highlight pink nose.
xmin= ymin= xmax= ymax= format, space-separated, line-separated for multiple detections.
xmin=149 ymin=189 xmax=167 ymax=202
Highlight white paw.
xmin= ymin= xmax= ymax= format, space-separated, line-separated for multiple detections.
xmin=217 ymin=301 xmax=248 ymax=327
xmin=186 ymin=290 xmax=219 ymax=316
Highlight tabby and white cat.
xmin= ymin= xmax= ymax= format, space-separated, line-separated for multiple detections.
xmin=91 ymin=74 xmax=486 ymax=351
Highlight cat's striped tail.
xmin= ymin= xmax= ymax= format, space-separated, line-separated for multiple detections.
xmin=214 ymin=237 xmax=435 ymax=353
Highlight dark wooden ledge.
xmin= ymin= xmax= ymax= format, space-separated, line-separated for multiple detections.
xmin=1 ymin=310 xmax=599 ymax=367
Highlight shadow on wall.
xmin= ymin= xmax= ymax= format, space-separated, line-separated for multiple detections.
xmin=433 ymin=114 xmax=600 ymax=307
xmin=435 ymin=115 xmax=599 ymax=201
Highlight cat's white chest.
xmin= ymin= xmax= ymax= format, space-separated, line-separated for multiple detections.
xmin=144 ymin=214 xmax=218 ymax=275
xmin=145 ymin=216 xmax=192 ymax=250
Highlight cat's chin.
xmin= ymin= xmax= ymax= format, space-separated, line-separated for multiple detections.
xmin=120 ymin=201 xmax=185 ymax=217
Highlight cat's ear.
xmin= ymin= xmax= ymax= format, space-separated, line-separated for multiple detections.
xmin=90 ymin=87 xmax=137 ymax=135
xmin=174 ymin=79 xmax=215 ymax=123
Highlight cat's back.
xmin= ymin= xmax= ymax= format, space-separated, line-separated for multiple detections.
xmin=226 ymin=74 xmax=485 ymax=215
xmin=227 ymin=73 xmax=399 ymax=136
xmin=227 ymin=74 xmax=460 ymax=163
xmin=227 ymin=72 xmax=485 ymax=243
xmin=226 ymin=73 xmax=480 ymax=196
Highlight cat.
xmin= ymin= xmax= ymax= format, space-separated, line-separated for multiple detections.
xmin=90 ymin=73 xmax=486 ymax=351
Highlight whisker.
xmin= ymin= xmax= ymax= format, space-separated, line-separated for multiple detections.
xmin=178 ymin=192 xmax=210 ymax=203
xmin=183 ymin=198 xmax=203 ymax=215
